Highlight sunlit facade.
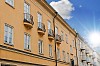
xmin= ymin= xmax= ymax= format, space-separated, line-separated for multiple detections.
xmin=76 ymin=34 xmax=97 ymax=66
xmin=0 ymin=0 xmax=77 ymax=66
xmin=93 ymin=52 xmax=100 ymax=66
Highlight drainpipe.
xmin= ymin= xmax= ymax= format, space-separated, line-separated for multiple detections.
xmin=75 ymin=33 xmax=78 ymax=66
xmin=53 ymin=12 xmax=58 ymax=66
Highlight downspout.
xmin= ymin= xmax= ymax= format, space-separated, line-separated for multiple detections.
xmin=53 ymin=12 xmax=58 ymax=66
xmin=75 ymin=33 xmax=78 ymax=66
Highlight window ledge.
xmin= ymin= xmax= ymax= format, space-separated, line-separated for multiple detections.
xmin=4 ymin=42 xmax=14 ymax=46
xmin=24 ymin=49 xmax=31 ymax=52
xmin=49 ymin=56 xmax=53 ymax=58
xmin=39 ymin=53 xmax=44 ymax=55
xmin=5 ymin=2 xmax=15 ymax=9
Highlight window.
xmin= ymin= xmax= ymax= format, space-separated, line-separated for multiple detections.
xmin=61 ymin=31 xmax=64 ymax=41
xmin=48 ymin=21 xmax=51 ymax=29
xmin=38 ymin=40 xmax=43 ymax=54
xmin=67 ymin=53 xmax=70 ymax=62
xmin=38 ymin=13 xmax=42 ymax=23
xmin=49 ymin=44 xmax=53 ymax=57
xmin=38 ymin=13 xmax=42 ymax=29
xmin=62 ymin=51 xmax=66 ymax=62
xmin=24 ymin=2 xmax=30 ymax=21
xmin=66 ymin=34 xmax=68 ymax=43
xmin=4 ymin=24 xmax=13 ymax=45
xmin=57 ymin=48 xmax=60 ymax=60
xmin=72 ymin=40 xmax=75 ymax=47
xmin=24 ymin=2 xmax=30 ymax=13
xmin=5 ymin=0 xmax=14 ymax=7
xmin=24 ymin=33 xmax=31 ymax=50
xmin=70 ymin=45 xmax=73 ymax=54
xmin=55 ymin=27 xmax=58 ymax=34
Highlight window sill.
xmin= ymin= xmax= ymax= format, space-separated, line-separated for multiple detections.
xmin=4 ymin=42 xmax=14 ymax=46
xmin=5 ymin=2 xmax=15 ymax=9
xmin=24 ymin=49 xmax=31 ymax=52
xmin=63 ymin=60 xmax=66 ymax=63
xmin=57 ymin=59 xmax=61 ymax=61
xmin=39 ymin=53 xmax=44 ymax=55
xmin=49 ymin=56 xmax=53 ymax=58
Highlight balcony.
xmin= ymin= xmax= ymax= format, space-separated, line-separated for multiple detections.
xmin=55 ymin=34 xmax=62 ymax=44
xmin=24 ymin=13 xmax=34 ymax=29
xmin=90 ymin=59 xmax=93 ymax=65
xmin=86 ymin=49 xmax=89 ymax=54
xmin=93 ymin=62 xmax=97 ymax=66
xmin=48 ymin=29 xmax=54 ymax=40
xmin=81 ymin=55 xmax=86 ymax=61
xmin=38 ymin=22 xmax=46 ymax=35
xmin=80 ymin=46 xmax=85 ymax=51
xmin=86 ymin=57 xmax=91 ymax=63
xmin=92 ymin=54 xmax=95 ymax=59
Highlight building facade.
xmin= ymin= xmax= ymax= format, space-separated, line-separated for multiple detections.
xmin=93 ymin=52 xmax=100 ymax=66
xmin=76 ymin=34 xmax=97 ymax=66
xmin=0 ymin=0 xmax=77 ymax=66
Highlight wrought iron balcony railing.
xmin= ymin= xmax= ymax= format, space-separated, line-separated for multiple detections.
xmin=38 ymin=22 xmax=46 ymax=35
xmin=24 ymin=13 xmax=34 ymax=25
xmin=48 ymin=29 xmax=54 ymax=37
xmin=56 ymin=34 xmax=62 ymax=44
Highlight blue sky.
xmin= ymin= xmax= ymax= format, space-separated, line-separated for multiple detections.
xmin=46 ymin=0 xmax=100 ymax=53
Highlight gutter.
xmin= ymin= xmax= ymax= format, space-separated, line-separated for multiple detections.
xmin=53 ymin=12 xmax=58 ymax=66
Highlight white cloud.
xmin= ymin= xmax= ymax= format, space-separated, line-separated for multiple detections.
xmin=50 ymin=0 xmax=74 ymax=20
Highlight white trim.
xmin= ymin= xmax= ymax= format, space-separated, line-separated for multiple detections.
xmin=4 ymin=24 xmax=13 ymax=45
xmin=5 ymin=0 xmax=14 ymax=7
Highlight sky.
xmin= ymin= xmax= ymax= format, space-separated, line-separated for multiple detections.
xmin=46 ymin=0 xmax=100 ymax=53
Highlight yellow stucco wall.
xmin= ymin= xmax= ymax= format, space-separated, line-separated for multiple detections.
xmin=0 ymin=0 xmax=77 ymax=66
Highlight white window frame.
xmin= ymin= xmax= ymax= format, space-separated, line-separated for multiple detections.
xmin=4 ymin=24 xmax=13 ymax=45
xmin=24 ymin=2 xmax=30 ymax=13
xmin=38 ymin=13 xmax=42 ymax=23
xmin=38 ymin=40 xmax=43 ymax=54
xmin=5 ymin=0 xmax=14 ymax=7
xmin=24 ymin=33 xmax=31 ymax=50
xmin=48 ymin=21 xmax=51 ymax=29
xmin=55 ymin=27 xmax=58 ymax=35
xmin=49 ymin=44 xmax=53 ymax=57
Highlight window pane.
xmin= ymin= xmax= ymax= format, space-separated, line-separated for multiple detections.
xmin=9 ymin=28 xmax=12 ymax=44
xmin=38 ymin=13 xmax=42 ymax=23
xmin=48 ymin=21 xmax=51 ymax=29
xmin=55 ymin=27 xmax=58 ymax=34
xmin=4 ymin=25 xmax=8 ymax=42
xmin=27 ymin=35 xmax=30 ymax=49
xmin=38 ymin=40 xmax=41 ymax=53
xmin=24 ymin=2 xmax=30 ymax=13
xmin=49 ymin=45 xmax=52 ymax=57
xmin=24 ymin=34 xmax=27 ymax=49
xmin=5 ymin=0 xmax=14 ymax=6
xmin=4 ymin=24 xmax=13 ymax=44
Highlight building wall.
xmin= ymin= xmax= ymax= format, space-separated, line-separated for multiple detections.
xmin=93 ymin=52 xmax=100 ymax=66
xmin=0 ymin=0 xmax=77 ymax=66
xmin=76 ymin=34 xmax=95 ymax=66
